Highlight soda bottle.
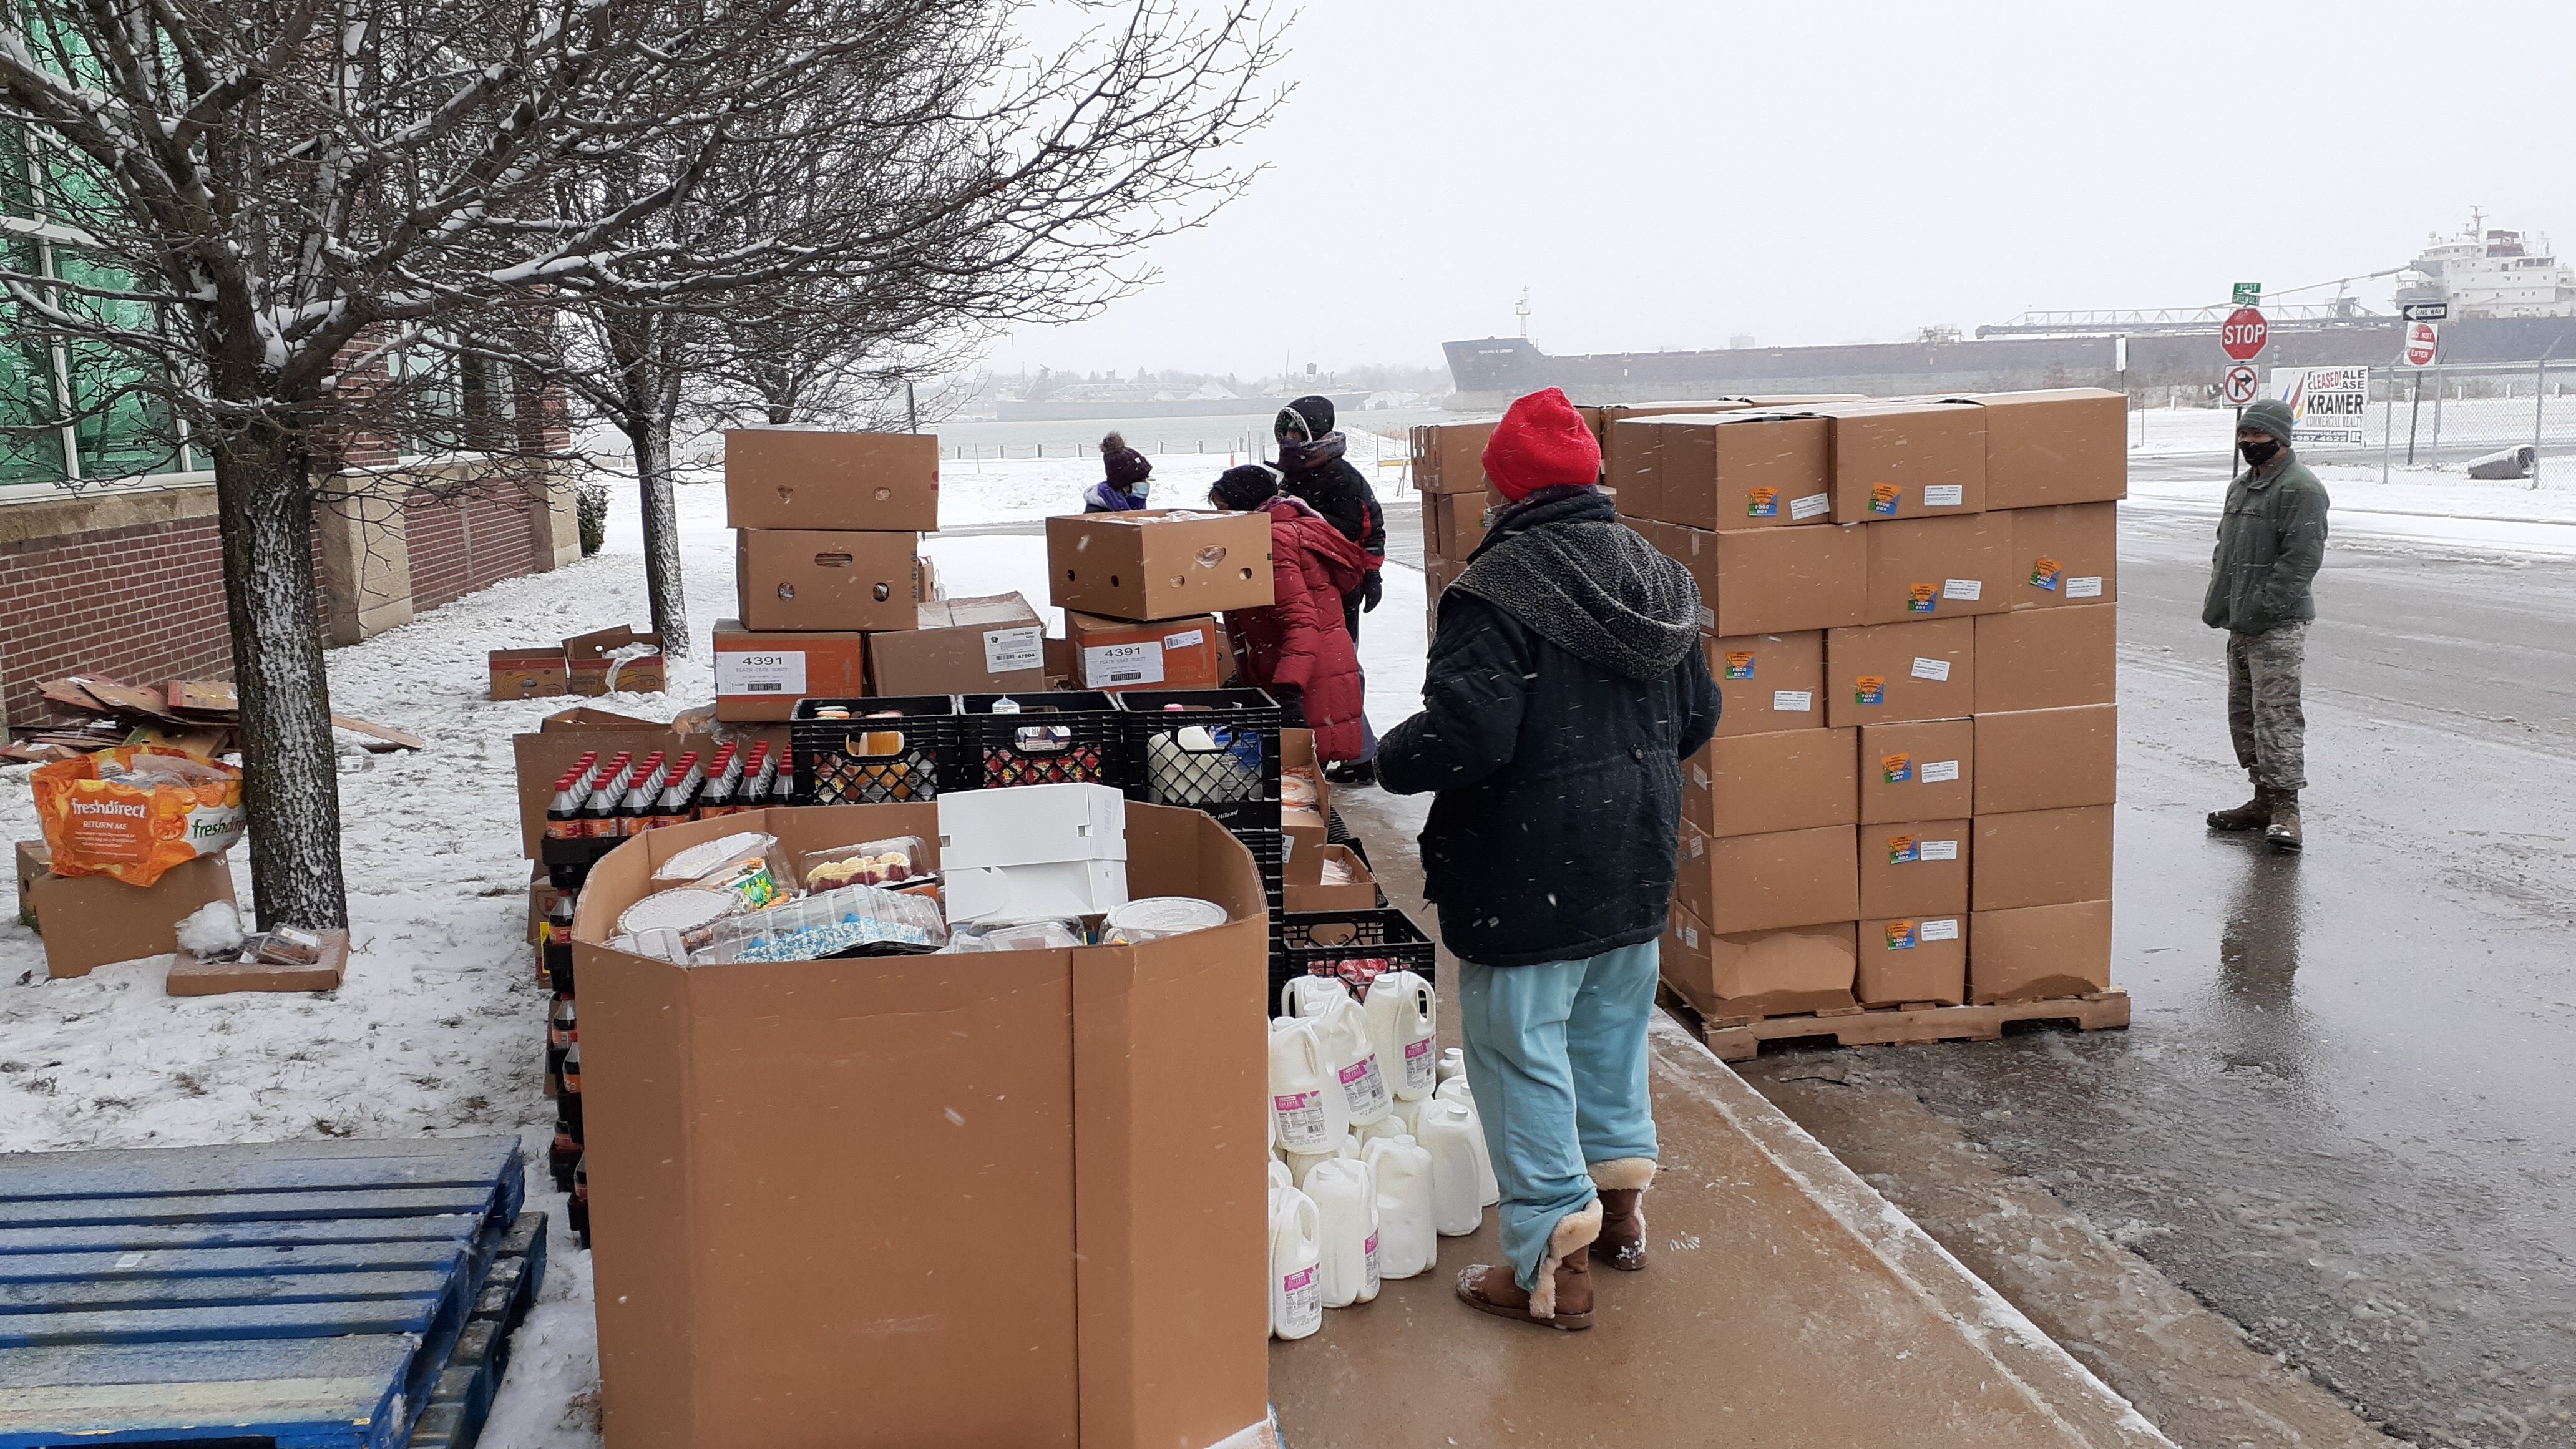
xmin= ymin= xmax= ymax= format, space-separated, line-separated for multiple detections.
xmin=543 ymin=754 xmax=597 ymax=841
xmin=741 ymin=741 xmax=779 ymax=809
xmin=615 ymin=753 xmax=666 ymax=837
xmin=649 ymin=753 xmax=702 ymax=828
xmin=545 ymin=1026 xmax=568 ymax=1095
xmin=695 ymin=744 xmax=739 ymax=820
xmin=549 ymin=1116 xmax=580 ymax=1191
xmin=581 ymin=753 xmax=633 ymax=839
xmin=570 ymin=1153 xmax=592 ymax=1247
xmin=541 ymin=894 xmax=575 ymax=990
xmin=549 ymin=995 xmax=578 ymax=1050
xmin=560 ymin=1041 xmax=582 ymax=1121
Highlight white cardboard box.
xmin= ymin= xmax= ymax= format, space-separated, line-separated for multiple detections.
xmin=939 ymin=783 xmax=1130 ymax=922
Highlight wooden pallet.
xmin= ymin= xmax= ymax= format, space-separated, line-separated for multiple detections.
xmin=0 ymin=1136 xmax=542 ymax=1449
xmin=1661 ymin=985 xmax=2132 ymax=1062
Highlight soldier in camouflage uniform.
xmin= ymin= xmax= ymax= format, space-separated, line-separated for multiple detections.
xmin=2203 ymin=398 xmax=2329 ymax=851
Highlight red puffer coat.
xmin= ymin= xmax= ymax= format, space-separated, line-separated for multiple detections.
xmin=1229 ymin=497 xmax=1372 ymax=763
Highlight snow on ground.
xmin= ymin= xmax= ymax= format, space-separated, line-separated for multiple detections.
xmin=0 ymin=456 xmax=1435 ymax=1444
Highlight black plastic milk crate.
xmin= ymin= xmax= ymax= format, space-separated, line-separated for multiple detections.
xmin=960 ymin=691 xmax=1125 ymax=791
xmin=1117 ymin=688 xmax=1282 ymax=831
xmin=1270 ymin=907 xmax=1437 ymax=1005
xmin=1235 ymin=827 xmax=1286 ymax=916
xmin=789 ymin=695 xmax=960 ymax=805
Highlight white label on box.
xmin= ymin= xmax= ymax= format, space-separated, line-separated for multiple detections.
xmin=715 ymin=650 xmax=805 ymax=696
xmin=2067 ymin=575 xmax=2105 ymax=598
xmin=1681 ymin=924 xmax=1700 ymax=949
xmin=1790 ymin=492 xmax=1832 ymax=520
xmin=1921 ymin=917 xmax=1961 ymax=942
xmin=1084 ymin=641 xmax=1164 ymax=686
xmin=1942 ymin=578 xmax=1982 ymax=601
xmin=1910 ymin=656 xmax=1951 ymax=681
xmin=1923 ymin=484 xmax=1965 ymax=507
xmin=1920 ymin=839 xmax=1959 ymax=861
xmin=1163 ymin=627 xmax=1206 ymax=651
xmin=1921 ymin=759 xmax=1961 ymax=783
xmin=982 ymin=627 xmax=1043 ymax=673
xmin=1692 ymin=763 xmax=1710 ymax=788
xmin=1772 ymin=689 xmax=1813 ymax=712
xmin=1697 ymin=604 xmax=1715 ymax=630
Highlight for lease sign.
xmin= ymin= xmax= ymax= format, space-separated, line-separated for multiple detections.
xmin=2274 ymin=366 xmax=2370 ymax=445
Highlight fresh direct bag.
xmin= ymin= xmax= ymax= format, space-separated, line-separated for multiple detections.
xmin=31 ymin=746 xmax=245 ymax=886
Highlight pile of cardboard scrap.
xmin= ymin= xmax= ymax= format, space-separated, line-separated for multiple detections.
xmin=1 ymin=676 xmax=424 ymax=764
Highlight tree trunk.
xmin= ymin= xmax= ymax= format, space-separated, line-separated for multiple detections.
xmin=628 ymin=414 xmax=689 ymax=655
xmin=209 ymin=427 xmax=349 ymax=930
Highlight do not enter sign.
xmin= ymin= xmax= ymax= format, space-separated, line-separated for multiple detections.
xmin=2220 ymin=307 xmax=2269 ymax=361
xmin=2404 ymin=320 xmax=2439 ymax=368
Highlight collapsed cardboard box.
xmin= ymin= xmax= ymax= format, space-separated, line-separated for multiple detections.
xmin=710 ymin=620 xmax=870 ymax=723
xmin=1973 ymin=603 xmax=2115 ymax=713
xmin=27 ymin=853 xmax=235 ymax=980
xmin=1970 ymin=899 xmax=2114 ymax=1003
xmin=14 ymin=839 xmax=42 ymax=930
xmin=167 ymin=928 xmax=350 ymax=995
xmin=565 ymin=627 xmax=670 ymax=697
xmin=1674 ymin=823 xmax=1857 ymax=935
xmin=1825 ymin=617 xmax=1976 ymax=729
xmin=1065 ymin=611 xmax=1226 ymax=693
xmin=1973 ymin=804 xmax=2114 ymax=912
xmin=573 ymin=803 xmax=1269 ymax=1449
xmin=489 ymin=648 xmax=571 ymax=701
xmin=870 ymin=594 xmax=1048 ymax=696
xmin=1858 ymin=719 xmax=1975 ymax=824
xmin=1860 ymin=513 xmax=2012 ymax=625
xmin=1857 ymin=819 xmax=1971 ymax=919
xmin=1046 ymin=510 xmax=1274 ymax=622
xmin=1819 ymin=401 xmax=1989 ymax=522
xmin=1684 ymin=728 xmax=1856 ymax=837
xmin=736 ymin=529 xmax=920 ymax=633
xmin=1855 ymin=914 xmax=1967 ymax=1006
xmin=1950 ymin=389 xmax=2129 ymax=510
xmin=724 ymin=427 xmax=941 ymax=533
xmin=1660 ymin=907 xmax=1856 ymax=1020
xmin=1669 ymin=525 xmax=1868 ymax=637
xmin=1704 ymin=630 xmax=1824 ymax=736
xmin=1974 ymin=705 xmax=2117 ymax=814
xmin=2007 ymin=502 xmax=2118 ymax=610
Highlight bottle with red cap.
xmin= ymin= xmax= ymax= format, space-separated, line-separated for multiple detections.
xmin=648 ymin=752 xmax=702 ymax=827
xmin=580 ymin=753 xmax=633 ymax=842
xmin=615 ymin=753 xmax=666 ymax=837
xmin=694 ymin=743 xmax=739 ymax=821
xmin=739 ymin=741 xmax=779 ymax=809
xmin=544 ymin=753 xmax=598 ymax=841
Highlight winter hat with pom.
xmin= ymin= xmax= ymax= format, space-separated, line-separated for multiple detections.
xmin=1105 ymin=446 xmax=1153 ymax=489
xmin=1481 ymin=387 xmax=1601 ymax=502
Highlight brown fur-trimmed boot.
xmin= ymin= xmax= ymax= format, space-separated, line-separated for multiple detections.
xmin=1455 ymin=1199 xmax=1601 ymax=1332
xmin=1588 ymin=1158 xmax=1655 ymax=1271
xmin=2208 ymin=781 xmax=2276 ymax=832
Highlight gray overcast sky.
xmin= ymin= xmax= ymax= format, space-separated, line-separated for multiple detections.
xmin=987 ymin=0 xmax=2574 ymax=380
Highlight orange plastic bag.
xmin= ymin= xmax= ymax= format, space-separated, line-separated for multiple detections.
xmin=31 ymin=746 xmax=246 ymax=886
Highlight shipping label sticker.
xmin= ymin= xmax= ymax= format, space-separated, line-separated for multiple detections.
xmin=1854 ymin=676 xmax=1885 ymax=706
xmin=1920 ymin=839 xmax=1960 ymax=862
xmin=716 ymin=650 xmax=806 ymax=696
xmin=1692 ymin=763 xmax=1710 ymax=788
xmin=1910 ymin=656 xmax=1951 ymax=682
xmin=1921 ymin=917 xmax=1962 ymax=942
xmin=1790 ymin=492 xmax=1832 ymax=520
xmin=1923 ymin=484 xmax=1966 ymax=507
xmin=1943 ymin=577 xmax=1983 ymax=601
xmin=1747 ymin=486 xmax=1779 ymax=517
xmin=1921 ymin=759 xmax=1961 ymax=783
xmin=1084 ymin=640 xmax=1164 ymax=686
xmin=1884 ymin=920 xmax=1918 ymax=950
xmin=2029 ymin=555 xmax=2063 ymax=592
xmin=982 ymin=627 xmax=1044 ymax=674
xmin=1696 ymin=603 xmax=1716 ymax=630
xmin=1886 ymin=833 xmax=1920 ymax=864
xmin=1681 ymin=924 xmax=1700 ymax=949
xmin=1868 ymin=482 xmax=1903 ymax=515
xmin=1163 ymin=628 xmax=1206 ymax=651
xmin=1880 ymin=751 xmax=1913 ymax=784
xmin=1772 ymin=689 xmax=1813 ymax=712
xmin=1725 ymin=650 xmax=1756 ymax=680
xmin=1906 ymin=582 xmax=1939 ymax=615
xmin=2067 ymin=575 xmax=2105 ymax=598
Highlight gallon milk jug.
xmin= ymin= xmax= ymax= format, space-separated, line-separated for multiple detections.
xmin=1283 ymin=974 xmax=1350 ymax=1020
xmin=1433 ymin=1080 xmax=1502 ymax=1206
xmin=1267 ymin=1159 xmax=1295 ymax=1195
xmin=1286 ymin=1135 xmax=1357 ymax=1191
xmin=1269 ymin=1016 xmax=1347 ymax=1153
xmin=1386 ymin=1093 xmax=1428 ymax=1139
xmin=1364 ymin=1136 xmax=1437 ymax=1279
xmin=1312 ymin=996 xmax=1390 ymax=1126
xmin=1437 ymin=1046 xmax=1466 ymax=1087
xmin=1304 ymin=1157 xmax=1380 ymax=1307
xmin=1353 ymin=1113 xmax=1408 ymax=1148
xmin=1416 ymin=1098 xmax=1485 ymax=1236
xmin=1268 ymin=1185 xmax=1323 ymax=1340
xmin=1364 ymin=971 xmax=1439 ymax=1101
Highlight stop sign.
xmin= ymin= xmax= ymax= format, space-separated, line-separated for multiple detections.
xmin=2404 ymin=320 xmax=2439 ymax=368
xmin=2220 ymin=307 xmax=2269 ymax=361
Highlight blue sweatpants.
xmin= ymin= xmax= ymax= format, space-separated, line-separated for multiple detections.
xmin=1456 ymin=941 xmax=1660 ymax=1292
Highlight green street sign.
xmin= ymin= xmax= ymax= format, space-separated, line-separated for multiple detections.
xmin=2232 ymin=281 xmax=2263 ymax=306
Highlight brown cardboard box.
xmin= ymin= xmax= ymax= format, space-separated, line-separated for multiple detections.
xmin=736 ymin=530 xmax=920 ymax=633
xmin=914 ymin=553 xmax=940 ymax=605
xmin=1861 ymin=513 xmax=2012 ymax=625
xmin=511 ymin=706 xmax=724 ymax=859
xmin=1825 ymin=617 xmax=1976 ymax=728
xmin=1065 ymin=611 xmax=1224 ymax=693
xmin=1954 ymin=389 xmax=2129 ymax=509
xmin=29 ymin=854 xmax=236 ymax=979
xmin=1706 ymin=630 xmax=1826 ymax=736
xmin=489 ymin=647 xmax=569 ymax=700
xmin=1858 ymin=819 xmax=1970 ymax=919
xmin=529 ymin=861 xmax=565 ymax=945
xmin=574 ymin=804 xmax=1269 ymax=1449
xmin=1969 ymin=899 xmax=2113 ymax=1003
xmin=1684 ymin=728 xmax=1856 ymax=837
xmin=1599 ymin=401 xmax=1757 ymax=505
xmin=1632 ymin=412 xmax=1832 ymax=529
xmin=168 ymin=928 xmax=350 ymax=995
xmin=565 ymin=627 xmax=668 ymax=696
xmin=1674 ymin=525 xmax=1869 ymax=637
xmin=1045 ymin=510 xmax=1274 ymax=622
xmin=869 ymin=594 xmax=1048 ymax=696
xmin=1285 ymin=845 xmax=1378 ymax=912
xmin=2009 ymin=500 xmax=2117 ymax=610
xmin=1974 ymin=805 xmax=2114 ymax=912
xmin=1820 ymin=401 xmax=1989 ymax=522
xmin=708 ymin=620 xmax=870 ymax=723
xmin=1412 ymin=419 xmax=1498 ymax=495
xmin=1856 ymin=915 xmax=1967 ymax=1006
xmin=1973 ymin=604 xmax=2115 ymax=713
xmin=724 ymin=427 xmax=940 ymax=532
xmin=1974 ymin=705 xmax=2117 ymax=813
xmin=1859 ymin=720 xmax=1975 ymax=824
xmin=1661 ymin=905 xmax=1856 ymax=1019
xmin=1430 ymin=492 xmax=1490 ymax=560
xmin=1675 ymin=823 xmax=1858 ymax=935
xmin=16 ymin=839 xmax=47 ymax=930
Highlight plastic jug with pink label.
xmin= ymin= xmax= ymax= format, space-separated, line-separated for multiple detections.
xmin=1268 ymin=1184 xmax=1322 ymax=1340
xmin=1364 ymin=971 xmax=1439 ymax=1101
xmin=1286 ymin=1134 xmax=1357 ymax=1191
xmin=1282 ymin=973 xmax=1349 ymax=1020
xmin=1416 ymin=1097 xmax=1485 ymax=1236
xmin=1311 ymin=995 xmax=1390 ymax=1126
xmin=1362 ymin=1135 xmax=1437 ymax=1279
xmin=1304 ymin=1156 xmax=1379 ymax=1307
xmin=1269 ymin=1015 xmax=1347 ymax=1154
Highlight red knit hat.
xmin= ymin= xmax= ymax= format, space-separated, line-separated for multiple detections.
xmin=1481 ymin=387 xmax=1601 ymax=501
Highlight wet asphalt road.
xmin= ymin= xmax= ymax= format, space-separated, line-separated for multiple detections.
xmin=1737 ymin=510 xmax=2576 ymax=1448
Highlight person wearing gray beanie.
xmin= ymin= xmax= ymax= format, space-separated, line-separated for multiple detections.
xmin=2201 ymin=395 xmax=2330 ymax=850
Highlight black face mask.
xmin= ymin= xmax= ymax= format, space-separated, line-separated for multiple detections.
xmin=2240 ymin=437 xmax=2283 ymax=468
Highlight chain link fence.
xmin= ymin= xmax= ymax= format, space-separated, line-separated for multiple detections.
xmin=2275 ymin=358 xmax=2574 ymax=483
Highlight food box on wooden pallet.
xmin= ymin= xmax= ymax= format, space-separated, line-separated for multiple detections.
xmin=1969 ymin=899 xmax=2113 ymax=1003
xmin=1705 ymin=630 xmax=1825 ymax=736
xmin=1620 ymin=410 xmax=1828 ymax=529
xmin=1856 ymin=914 xmax=1967 ymax=1006
xmin=1674 ymin=822 xmax=1857 ymax=935
xmin=1815 ymin=400 xmax=1989 ymax=522
xmin=1659 ymin=905 xmax=1856 ymax=1020
xmin=1682 ymin=728 xmax=1856 ymax=837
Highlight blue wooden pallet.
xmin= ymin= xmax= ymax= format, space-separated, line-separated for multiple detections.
xmin=0 ymin=1137 xmax=540 ymax=1449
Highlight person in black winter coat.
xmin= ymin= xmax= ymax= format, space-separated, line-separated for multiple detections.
xmin=1376 ymin=387 xmax=1717 ymax=1334
xmin=1276 ymin=393 xmax=1385 ymax=780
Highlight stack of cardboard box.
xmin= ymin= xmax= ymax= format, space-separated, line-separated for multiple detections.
xmin=1621 ymin=388 xmax=2125 ymax=1020
xmin=1042 ymin=510 xmax=1275 ymax=693
xmin=713 ymin=429 xmax=1049 ymax=721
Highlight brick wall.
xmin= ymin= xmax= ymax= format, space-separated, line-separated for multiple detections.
xmin=0 ymin=514 xmax=237 ymax=728
xmin=404 ymin=484 xmax=540 ymax=612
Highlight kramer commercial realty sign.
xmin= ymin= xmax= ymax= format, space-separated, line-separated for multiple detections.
xmin=2274 ymin=366 xmax=2371 ymax=446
